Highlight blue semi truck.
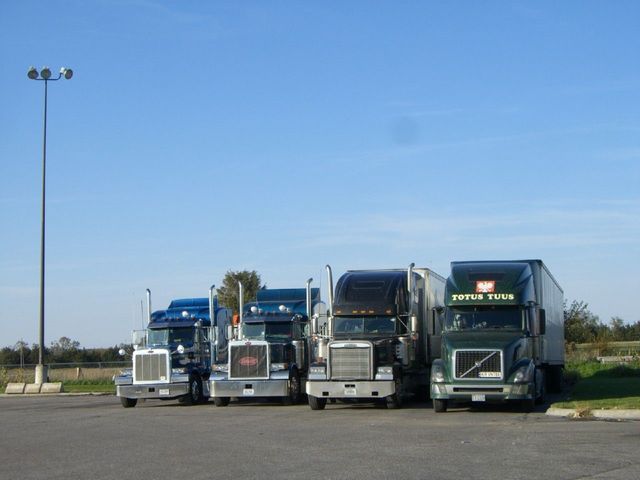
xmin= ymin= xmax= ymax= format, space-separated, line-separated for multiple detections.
xmin=209 ymin=280 xmax=324 ymax=406
xmin=115 ymin=287 xmax=232 ymax=407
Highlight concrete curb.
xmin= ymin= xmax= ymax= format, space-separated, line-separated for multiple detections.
xmin=546 ymin=407 xmax=640 ymax=420
xmin=0 ymin=392 xmax=113 ymax=398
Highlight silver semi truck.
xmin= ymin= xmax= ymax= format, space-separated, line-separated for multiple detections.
xmin=306 ymin=264 xmax=445 ymax=409
xmin=430 ymin=259 xmax=564 ymax=412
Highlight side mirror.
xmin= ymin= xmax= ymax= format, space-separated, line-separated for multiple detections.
xmin=539 ymin=309 xmax=546 ymax=335
xmin=311 ymin=314 xmax=319 ymax=336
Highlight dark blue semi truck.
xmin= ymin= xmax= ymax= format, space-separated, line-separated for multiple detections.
xmin=209 ymin=280 xmax=324 ymax=406
xmin=115 ymin=287 xmax=232 ymax=407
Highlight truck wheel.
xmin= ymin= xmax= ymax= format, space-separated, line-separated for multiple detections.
xmin=385 ymin=377 xmax=403 ymax=409
xmin=213 ymin=396 xmax=230 ymax=407
xmin=120 ymin=397 xmax=137 ymax=408
xmin=433 ymin=399 xmax=447 ymax=413
xmin=282 ymin=369 xmax=301 ymax=405
xmin=546 ymin=365 xmax=564 ymax=393
xmin=308 ymin=395 xmax=326 ymax=410
xmin=535 ymin=370 xmax=546 ymax=405
xmin=184 ymin=374 xmax=203 ymax=405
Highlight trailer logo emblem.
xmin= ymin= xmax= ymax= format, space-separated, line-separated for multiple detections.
xmin=475 ymin=281 xmax=495 ymax=293
xmin=239 ymin=356 xmax=258 ymax=367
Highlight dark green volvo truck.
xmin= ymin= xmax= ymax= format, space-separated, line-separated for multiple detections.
xmin=430 ymin=260 xmax=564 ymax=412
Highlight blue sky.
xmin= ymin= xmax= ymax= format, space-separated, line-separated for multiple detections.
xmin=1 ymin=1 xmax=639 ymax=348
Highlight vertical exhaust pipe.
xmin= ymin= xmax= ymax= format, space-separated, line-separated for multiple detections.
xmin=407 ymin=263 xmax=418 ymax=336
xmin=326 ymin=265 xmax=334 ymax=317
xmin=208 ymin=284 xmax=216 ymax=325
xmin=146 ymin=289 xmax=152 ymax=324
xmin=306 ymin=278 xmax=313 ymax=318
xmin=238 ymin=281 xmax=244 ymax=339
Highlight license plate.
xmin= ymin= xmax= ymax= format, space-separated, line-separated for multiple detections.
xmin=243 ymin=388 xmax=255 ymax=396
xmin=472 ymin=394 xmax=486 ymax=402
xmin=159 ymin=389 xmax=170 ymax=396
xmin=344 ymin=387 xmax=357 ymax=396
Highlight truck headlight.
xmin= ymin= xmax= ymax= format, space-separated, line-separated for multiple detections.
xmin=375 ymin=365 xmax=394 ymax=380
xmin=309 ymin=366 xmax=326 ymax=375
xmin=512 ymin=364 xmax=534 ymax=383
xmin=270 ymin=363 xmax=288 ymax=372
xmin=431 ymin=364 xmax=445 ymax=383
xmin=171 ymin=367 xmax=188 ymax=374
xmin=212 ymin=364 xmax=228 ymax=372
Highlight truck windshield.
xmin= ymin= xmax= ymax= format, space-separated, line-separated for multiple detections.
xmin=444 ymin=306 xmax=524 ymax=332
xmin=334 ymin=316 xmax=395 ymax=335
xmin=147 ymin=327 xmax=194 ymax=346
xmin=243 ymin=322 xmax=292 ymax=342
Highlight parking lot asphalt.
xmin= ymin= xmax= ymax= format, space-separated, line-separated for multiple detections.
xmin=1 ymin=395 xmax=639 ymax=480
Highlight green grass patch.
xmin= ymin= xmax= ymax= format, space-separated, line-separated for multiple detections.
xmin=62 ymin=379 xmax=116 ymax=393
xmin=553 ymin=361 xmax=640 ymax=410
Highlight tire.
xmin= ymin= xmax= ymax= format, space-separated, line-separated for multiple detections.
xmin=535 ymin=370 xmax=546 ymax=405
xmin=385 ymin=376 xmax=403 ymax=409
xmin=433 ymin=399 xmax=447 ymax=413
xmin=184 ymin=374 xmax=203 ymax=406
xmin=120 ymin=397 xmax=137 ymax=408
xmin=521 ymin=397 xmax=535 ymax=413
xmin=213 ymin=396 xmax=230 ymax=407
xmin=546 ymin=365 xmax=564 ymax=394
xmin=308 ymin=395 xmax=326 ymax=410
xmin=282 ymin=368 xmax=301 ymax=405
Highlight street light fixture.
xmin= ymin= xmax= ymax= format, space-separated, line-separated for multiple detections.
xmin=27 ymin=66 xmax=73 ymax=384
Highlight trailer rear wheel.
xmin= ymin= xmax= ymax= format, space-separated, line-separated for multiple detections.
xmin=120 ymin=397 xmax=137 ymax=408
xmin=213 ymin=396 xmax=230 ymax=407
xmin=433 ymin=399 xmax=447 ymax=413
xmin=308 ymin=395 xmax=326 ymax=410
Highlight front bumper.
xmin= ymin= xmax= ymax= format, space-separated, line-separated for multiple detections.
xmin=209 ymin=371 xmax=289 ymax=398
xmin=306 ymin=380 xmax=395 ymax=399
xmin=117 ymin=382 xmax=189 ymax=400
xmin=430 ymin=382 xmax=534 ymax=401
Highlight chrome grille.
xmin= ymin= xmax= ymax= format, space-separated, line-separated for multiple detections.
xmin=229 ymin=343 xmax=269 ymax=379
xmin=330 ymin=346 xmax=370 ymax=380
xmin=134 ymin=351 xmax=169 ymax=383
xmin=454 ymin=350 xmax=502 ymax=379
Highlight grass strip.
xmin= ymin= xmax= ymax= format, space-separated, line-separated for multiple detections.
xmin=552 ymin=361 xmax=640 ymax=410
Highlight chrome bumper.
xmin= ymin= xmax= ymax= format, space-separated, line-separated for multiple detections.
xmin=209 ymin=378 xmax=289 ymax=398
xmin=306 ymin=380 xmax=395 ymax=399
xmin=430 ymin=382 xmax=534 ymax=401
xmin=117 ymin=383 xmax=189 ymax=400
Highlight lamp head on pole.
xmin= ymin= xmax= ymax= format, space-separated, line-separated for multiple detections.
xmin=40 ymin=67 xmax=52 ymax=80
xmin=27 ymin=67 xmax=39 ymax=80
xmin=60 ymin=67 xmax=73 ymax=80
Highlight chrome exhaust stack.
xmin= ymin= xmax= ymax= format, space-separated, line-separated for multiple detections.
xmin=146 ymin=288 xmax=152 ymax=325
xmin=326 ymin=265 xmax=334 ymax=317
xmin=407 ymin=263 xmax=418 ymax=337
xmin=306 ymin=278 xmax=315 ymax=334
xmin=208 ymin=284 xmax=216 ymax=325
xmin=238 ymin=281 xmax=244 ymax=339
xmin=326 ymin=265 xmax=334 ymax=336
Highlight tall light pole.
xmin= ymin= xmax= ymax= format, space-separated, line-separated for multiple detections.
xmin=27 ymin=66 xmax=73 ymax=384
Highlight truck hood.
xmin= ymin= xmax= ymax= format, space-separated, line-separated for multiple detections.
xmin=443 ymin=331 xmax=525 ymax=351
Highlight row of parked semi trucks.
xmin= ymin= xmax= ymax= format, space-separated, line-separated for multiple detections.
xmin=115 ymin=259 xmax=565 ymax=412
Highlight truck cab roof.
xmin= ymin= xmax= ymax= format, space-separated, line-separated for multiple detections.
xmin=149 ymin=297 xmax=217 ymax=329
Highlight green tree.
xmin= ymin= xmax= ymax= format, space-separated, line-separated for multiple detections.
xmin=217 ymin=270 xmax=264 ymax=313
xmin=564 ymin=300 xmax=601 ymax=344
